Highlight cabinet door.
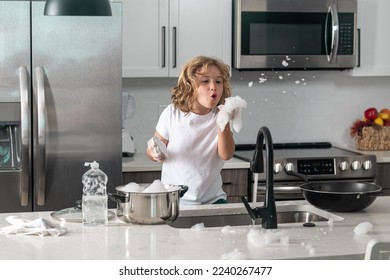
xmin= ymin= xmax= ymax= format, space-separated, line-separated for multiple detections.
xmin=123 ymin=0 xmax=232 ymax=78
xmin=348 ymin=0 xmax=390 ymax=76
xmin=169 ymin=0 xmax=232 ymax=77
xmin=122 ymin=0 xmax=169 ymax=77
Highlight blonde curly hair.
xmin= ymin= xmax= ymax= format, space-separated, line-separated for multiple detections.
xmin=170 ymin=56 xmax=231 ymax=113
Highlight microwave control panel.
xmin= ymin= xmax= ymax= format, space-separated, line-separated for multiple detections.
xmin=338 ymin=14 xmax=355 ymax=55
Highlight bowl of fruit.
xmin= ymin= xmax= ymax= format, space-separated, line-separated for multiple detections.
xmin=350 ymin=107 xmax=390 ymax=150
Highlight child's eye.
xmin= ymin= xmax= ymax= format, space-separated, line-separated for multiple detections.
xmin=201 ymin=79 xmax=209 ymax=84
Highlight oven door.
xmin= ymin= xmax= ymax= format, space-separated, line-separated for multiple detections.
xmin=233 ymin=0 xmax=357 ymax=69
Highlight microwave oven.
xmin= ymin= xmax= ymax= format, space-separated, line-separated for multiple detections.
xmin=233 ymin=0 xmax=358 ymax=70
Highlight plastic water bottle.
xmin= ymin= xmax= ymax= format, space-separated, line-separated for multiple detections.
xmin=82 ymin=161 xmax=108 ymax=226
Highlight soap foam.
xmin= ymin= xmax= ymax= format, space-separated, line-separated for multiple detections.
xmin=142 ymin=179 xmax=167 ymax=193
xmin=353 ymin=221 xmax=373 ymax=235
xmin=191 ymin=223 xmax=205 ymax=232
xmin=247 ymin=228 xmax=289 ymax=248
xmin=221 ymin=248 xmax=246 ymax=260
xmin=117 ymin=182 xmax=143 ymax=193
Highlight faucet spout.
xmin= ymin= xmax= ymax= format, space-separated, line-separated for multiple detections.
xmin=241 ymin=126 xmax=277 ymax=229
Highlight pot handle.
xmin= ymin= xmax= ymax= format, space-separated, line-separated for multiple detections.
xmin=178 ymin=185 xmax=189 ymax=197
xmin=108 ymin=192 xmax=127 ymax=203
xmin=285 ymin=170 xmax=311 ymax=183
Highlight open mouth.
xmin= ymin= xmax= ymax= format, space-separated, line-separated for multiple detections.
xmin=210 ymin=93 xmax=217 ymax=99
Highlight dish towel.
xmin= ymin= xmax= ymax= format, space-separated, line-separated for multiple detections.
xmin=0 ymin=216 xmax=67 ymax=237
xmin=217 ymin=96 xmax=247 ymax=133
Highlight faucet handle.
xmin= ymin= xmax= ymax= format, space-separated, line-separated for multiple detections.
xmin=241 ymin=196 xmax=257 ymax=220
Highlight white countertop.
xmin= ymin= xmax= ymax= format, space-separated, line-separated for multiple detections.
xmin=122 ymin=153 xmax=250 ymax=172
xmin=1 ymin=196 xmax=389 ymax=260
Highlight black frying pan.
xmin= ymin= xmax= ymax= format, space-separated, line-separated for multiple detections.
xmin=286 ymin=170 xmax=382 ymax=212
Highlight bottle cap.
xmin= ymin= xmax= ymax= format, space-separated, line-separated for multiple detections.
xmin=84 ymin=161 xmax=99 ymax=169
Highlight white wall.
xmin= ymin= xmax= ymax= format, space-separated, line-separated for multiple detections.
xmin=122 ymin=71 xmax=390 ymax=153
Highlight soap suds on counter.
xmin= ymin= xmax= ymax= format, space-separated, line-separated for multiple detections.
xmin=221 ymin=248 xmax=247 ymax=260
xmin=247 ymin=228 xmax=289 ymax=248
xmin=327 ymin=218 xmax=334 ymax=231
xmin=191 ymin=223 xmax=205 ymax=232
xmin=353 ymin=221 xmax=373 ymax=235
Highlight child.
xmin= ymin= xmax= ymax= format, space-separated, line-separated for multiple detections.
xmin=147 ymin=56 xmax=235 ymax=204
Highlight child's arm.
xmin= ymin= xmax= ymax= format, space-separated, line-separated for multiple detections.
xmin=217 ymin=123 xmax=235 ymax=160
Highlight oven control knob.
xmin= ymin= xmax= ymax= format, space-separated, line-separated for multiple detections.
xmin=339 ymin=161 xmax=349 ymax=171
xmin=274 ymin=163 xmax=283 ymax=174
xmin=284 ymin=162 xmax=295 ymax=172
xmin=362 ymin=160 xmax=373 ymax=170
xmin=351 ymin=160 xmax=361 ymax=171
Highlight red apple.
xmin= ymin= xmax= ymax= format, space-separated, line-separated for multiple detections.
xmin=364 ymin=107 xmax=379 ymax=121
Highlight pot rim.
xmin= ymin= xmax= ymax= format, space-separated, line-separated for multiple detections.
xmin=115 ymin=184 xmax=186 ymax=195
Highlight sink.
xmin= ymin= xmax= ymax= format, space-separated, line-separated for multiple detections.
xmin=167 ymin=204 xmax=343 ymax=228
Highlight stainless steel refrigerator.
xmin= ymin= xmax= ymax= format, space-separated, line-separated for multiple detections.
xmin=0 ymin=0 xmax=122 ymax=212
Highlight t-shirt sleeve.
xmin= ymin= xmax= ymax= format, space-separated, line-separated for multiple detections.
xmin=156 ymin=105 xmax=171 ymax=140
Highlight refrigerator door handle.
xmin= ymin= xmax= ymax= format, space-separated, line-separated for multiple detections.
xmin=19 ymin=66 xmax=30 ymax=206
xmin=35 ymin=66 xmax=46 ymax=206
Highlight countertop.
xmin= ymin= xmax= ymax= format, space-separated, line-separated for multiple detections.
xmin=1 ymin=196 xmax=389 ymax=260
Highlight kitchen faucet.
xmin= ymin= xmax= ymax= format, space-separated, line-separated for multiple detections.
xmin=241 ymin=126 xmax=277 ymax=229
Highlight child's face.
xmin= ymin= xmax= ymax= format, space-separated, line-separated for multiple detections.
xmin=192 ymin=65 xmax=224 ymax=115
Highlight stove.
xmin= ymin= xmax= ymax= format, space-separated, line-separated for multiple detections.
xmin=234 ymin=142 xmax=377 ymax=201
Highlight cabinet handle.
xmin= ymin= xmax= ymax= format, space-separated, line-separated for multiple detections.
xmin=357 ymin=28 xmax=361 ymax=67
xmin=161 ymin=26 xmax=166 ymax=68
xmin=172 ymin=27 xmax=177 ymax=68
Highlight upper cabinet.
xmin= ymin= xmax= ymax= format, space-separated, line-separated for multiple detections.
xmin=122 ymin=0 xmax=232 ymax=78
xmin=348 ymin=0 xmax=390 ymax=76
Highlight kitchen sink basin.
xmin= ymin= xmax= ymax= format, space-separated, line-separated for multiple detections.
xmin=167 ymin=204 xmax=343 ymax=228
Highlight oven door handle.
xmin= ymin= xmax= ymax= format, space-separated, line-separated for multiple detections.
xmin=257 ymin=185 xmax=302 ymax=193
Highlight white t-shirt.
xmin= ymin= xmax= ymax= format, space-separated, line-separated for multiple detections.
xmin=156 ymin=104 xmax=226 ymax=204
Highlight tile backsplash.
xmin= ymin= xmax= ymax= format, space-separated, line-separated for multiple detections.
xmin=123 ymin=70 xmax=390 ymax=153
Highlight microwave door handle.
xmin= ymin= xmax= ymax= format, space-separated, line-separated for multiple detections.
xmin=35 ymin=66 xmax=46 ymax=206
xmin=18 ymin=66 xmax=30 ymax=206
xmin=326 ymin=4 xmax=339 ymax=63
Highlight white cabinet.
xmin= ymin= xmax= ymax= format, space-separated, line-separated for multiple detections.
xmin=348 ymin=0 xmax=390 ymax=76
xmin=122 ymin=0 xmax=232 ymax=77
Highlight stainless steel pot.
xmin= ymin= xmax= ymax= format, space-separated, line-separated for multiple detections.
xmin=286 ymin=170 xmax=382 ymax=212
xmin=108 ymin=184 xmax=188 ymax=224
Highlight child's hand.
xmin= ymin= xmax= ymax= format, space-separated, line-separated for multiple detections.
xmin=147 ymin=137 xmax=167 ymax=162
xmin=217 ymin=96 xmax=247 ymax=133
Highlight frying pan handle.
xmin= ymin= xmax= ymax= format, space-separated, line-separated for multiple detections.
xmin=285 ymin=170 xmax=311 ymax=183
